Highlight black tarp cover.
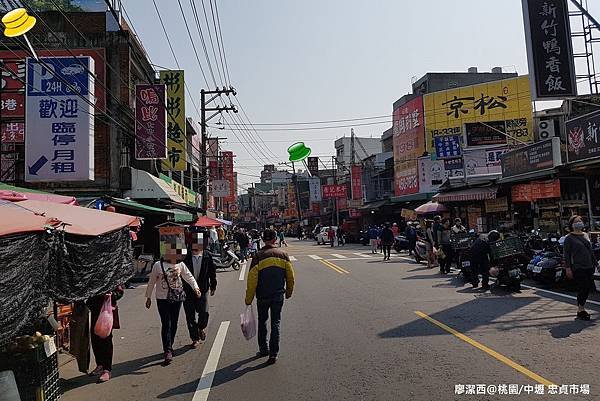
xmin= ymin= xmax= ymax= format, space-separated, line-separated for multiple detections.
xmin=0 ymin=227 xmax=134 ymax=345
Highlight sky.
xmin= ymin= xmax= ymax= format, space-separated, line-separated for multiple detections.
xmin=122 ymin=0 xmax=600 ymax=188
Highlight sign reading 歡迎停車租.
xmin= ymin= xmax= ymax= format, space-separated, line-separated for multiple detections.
xmin=423 ymin=76 xmax=534 ymax=152
xmin=522 ymin=0 xmax=577 ymax=100
xmin=25 ymin=56 xmax=95 ymax=182
xmin=160 ymin=70 xmax=187 ymax=171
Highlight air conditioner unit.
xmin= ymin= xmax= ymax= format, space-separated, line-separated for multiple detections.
xmin=537 ymin=118 xmax=557 ymax=141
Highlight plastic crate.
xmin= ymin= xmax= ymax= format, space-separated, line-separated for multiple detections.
xmin=490 ymin=237 xmax=525 ymax=260
xmin=0 ymin=343 xmax=61 ymax=401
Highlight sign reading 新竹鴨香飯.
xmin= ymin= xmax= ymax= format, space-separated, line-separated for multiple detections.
xmin=25 ymin=57 xmax=95 ymax=182
xmin=423 ymin=76 xmax=533 ymax=152
xmin=160 ymin=70 xmax=186 ymax=171
xmin=522 ymin=0 xmax=577 ymax=100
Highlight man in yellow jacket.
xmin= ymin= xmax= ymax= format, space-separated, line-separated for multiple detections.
xmin=245 ymin=229 xmax=295 ymax=365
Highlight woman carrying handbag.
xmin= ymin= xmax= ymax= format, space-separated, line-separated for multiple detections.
xmin=564 ymin=215 xmax=598 ymax=321
xmin=145 ymin=251 xmax=201 ymax=365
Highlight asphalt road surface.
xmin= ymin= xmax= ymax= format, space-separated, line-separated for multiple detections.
xmin=59 ymin=238 xmax=600 ymax=401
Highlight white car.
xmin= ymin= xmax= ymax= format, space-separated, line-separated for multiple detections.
xmin=316 ymin=226 xmax=338 ymax=245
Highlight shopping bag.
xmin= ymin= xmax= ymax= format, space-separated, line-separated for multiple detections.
xmin=240 ymin=305 xmax=256 ymax=340
xmin=94 ymin=294 xmax=114 ymax=339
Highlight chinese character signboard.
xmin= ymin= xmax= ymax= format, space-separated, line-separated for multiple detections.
xmin=135 ymin=84 xmax=167 ymax=159
xmin=351 ymin=164 xmax=362 ymax=200
xmin=0 ymin=49 xmax=106 ymax=110
xmin=424 ymin=76 xmax=533 ymax=151
xmin=501 ymin=137 xmax=561 ymax=177
xmin=1 ymin=122 xmax=24 ymax=143
xmin=566 ymin=110 xmax=600 ymax=163
xmin=322 ymin=184 xmax=346 ymax=199
xmin=512 ymin=179 xmax=560 ymax=201
xmin=221 ymin=151 xmax=235 ymax=203
xmin=434 ymin=135 xmax=461 ymax=158
xmin=522 ymin=0 xmax=576 ymax=100
xmin=25 ymin=57 xmax=95 ymax=182
xmin=464 ymin=121 xmax=507 ymax=146
xmin=307 ymin=156 xmax=319 ymax=175
xmin=485 ymin=197 xmax=509 ymax=213
xmin=393 ymin=96 xmax=424 ymax=196
xmin=463 ymin=148 xmax=507 ymax=178
xmin=159 ymin=70 xmax=186 ymax=171
xmin=212 ymin=180 xmax=230 ymax=197
xmin=1 ymin=93 xmax=24 ymax=117
xmin=418 ymin=157 xmax=464 ymax=193
xmin=308 ymin=176 xmax=321 ymax=202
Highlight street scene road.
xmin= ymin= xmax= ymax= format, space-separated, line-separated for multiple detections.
xmin=56 ymin=238 xmax=600 ymax=401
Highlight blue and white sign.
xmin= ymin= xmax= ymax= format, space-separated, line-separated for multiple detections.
xmin=25 ymin=57 xmax=95 ymax=182
xmin=434 ymin=135 xmax=462 ymax=159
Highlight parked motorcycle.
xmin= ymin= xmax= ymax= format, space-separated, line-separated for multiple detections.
xmin=207 ymin=241 xmax=240 ymax=270
xmin=526 ymin=235 xmax=566 ymax=284
xmin=413 ymin=235 xmax=428 ymax=263
xmin=393 ymin=235 xmax=410 ymax=253
xmin=489 ymin=237 xmax=525 ymax=291
xmin=358 ymin=230 xmax=370 ymax=246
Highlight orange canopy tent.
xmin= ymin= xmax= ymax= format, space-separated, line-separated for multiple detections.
xmin=193 ymin=216 xmax=222 ymax=227
xmin=0 ymin=199 xmax=139 ymax=237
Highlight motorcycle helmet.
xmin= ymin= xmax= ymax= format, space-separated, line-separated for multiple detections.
xmin=489 ymin=266 xmax=500 ymax=277
xmin=487 ymin=230 xmax=500 ymax=242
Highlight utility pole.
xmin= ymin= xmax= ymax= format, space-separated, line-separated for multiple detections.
xmin=200 ymin=87 xmax=237 ymax=212
xmin=291 ymin=162 xmax=303 ymax=226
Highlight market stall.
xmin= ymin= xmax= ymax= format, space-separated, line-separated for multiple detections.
xmin=0 ymin=200 xmax=137 ymax=401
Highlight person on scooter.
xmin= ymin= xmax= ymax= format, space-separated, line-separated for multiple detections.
xmin=470 ymin=230 xmax=499 ymax=290
xmin=564 ymin=215 xmax=598 ymax=321
xmin=452 ymin=218 xmax=466 ymax=234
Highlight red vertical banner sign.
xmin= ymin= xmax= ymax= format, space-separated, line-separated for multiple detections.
xmin=221 ymin=151 xmax=235 ymax=203
xmin=351 ymin=165 xmax=362 ymax=200
xmin=135 ymin=84 xmax=167 ymax=159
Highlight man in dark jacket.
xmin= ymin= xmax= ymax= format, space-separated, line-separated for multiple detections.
xmin=381 ymin=223 xmax=395 ymax=261
xmin=469 ymin=230 xmax=499 ymax=290
xmin=183 ymin=230 xmax=217 ymax=347
xmin=245 ymin=229 xmax=295 ymax=365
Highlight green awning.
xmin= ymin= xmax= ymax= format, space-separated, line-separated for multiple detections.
xmin=109 ymin=198 xmax=193 ymax=222
xmin=0 ymin=182 xmax=48 ymax=194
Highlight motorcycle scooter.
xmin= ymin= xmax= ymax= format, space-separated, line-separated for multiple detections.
xmin=208 ymin=241 xmax=241 ymax=270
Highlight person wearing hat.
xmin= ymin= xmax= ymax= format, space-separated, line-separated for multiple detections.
xmin=245 ymin=229 xmax=295 ymax=365
xmin=183 ymin=229 xmax=217 ymax=348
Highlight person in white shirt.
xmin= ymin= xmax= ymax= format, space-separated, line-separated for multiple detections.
xmin=182 ymin=231 xmax=217 ymax=348
xmin=209 ymin=226 xmax=219 ymax=252
xmin=451 ymin=218 xmax=466 ymax=234
xmin=145 ymin=244 xmax=201 ymax=365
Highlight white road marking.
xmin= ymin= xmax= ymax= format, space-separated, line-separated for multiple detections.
xmin=289 ymin=256 xmax=297 ymax=261
xmin=331 ymin=254 xmax=347 ymax=259
xmin=520 ymin=283 xmax=600 ymax=306
xmin=238 ymin=261 xmax=248 ymax=281
xmin=308 ymin=254 xmax=323 ymax=260
xmin=192 ymin=321 xmax=230 ymax=401
xmin=353 ymin=253 xmax=372 ymax=258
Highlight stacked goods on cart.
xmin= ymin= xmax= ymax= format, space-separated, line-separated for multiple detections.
xmin=489 ymin=237 xmax=525 ymax=260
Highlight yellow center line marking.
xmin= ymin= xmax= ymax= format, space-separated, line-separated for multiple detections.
xmin=414 ymin=311 xmax=555 ymax=387
xmin=321 ymin=259 xmax=350 ymax=274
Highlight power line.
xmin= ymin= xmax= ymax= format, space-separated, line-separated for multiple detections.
xmin=189 ymin=0 xmax=218 ymax=89
xmin=175 ymin=0 xmax=210 ymax=89
xmin=213 ymin=0 xmax=232 ymax=86
xmin=220 ymin=114 xmax=392 ymax=126
xmin=200 ymin=0 xmax=225 ymax=87
xmin=213 ymin=120 xmax=393 ymax=131
xmin=209 ymin=0 xmax=228 ymax=87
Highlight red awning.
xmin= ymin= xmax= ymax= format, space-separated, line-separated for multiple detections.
xmin=0 ymin=189 xmax=77 ymax=205
xmin=193 ymin=216 xmax=222 ymax=227
xmin=433 ymin=187 xmax=498 ymax=203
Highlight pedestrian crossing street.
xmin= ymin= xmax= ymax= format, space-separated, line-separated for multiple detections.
xmin=286 ymin=252 xmax=414 ymax=262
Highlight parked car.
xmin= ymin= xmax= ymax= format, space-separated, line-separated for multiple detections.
xmin=316 ymin=226 xmax=338 ymax=245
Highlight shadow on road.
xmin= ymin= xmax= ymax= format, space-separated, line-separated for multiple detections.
xmin=157 ymin=355 xmax=267 ymax=399
xmin=549 ymin=319 xmax=596 ymax=338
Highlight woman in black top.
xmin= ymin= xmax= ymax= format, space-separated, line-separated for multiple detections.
xmin=564 ymin=215 xmax=598 ymax=321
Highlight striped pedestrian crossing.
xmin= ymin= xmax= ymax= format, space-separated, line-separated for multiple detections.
xmin=353 ymin=253 xmax=372 ymax=258
xmin=330 ymin=254 xmax=347 ymax=259
xmin=308 ymin=254 xmax=323 ymax=260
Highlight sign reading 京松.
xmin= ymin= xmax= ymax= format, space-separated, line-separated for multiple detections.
xmin=423 ymin=76 xmax=534 ymax=151
xmin=135 ymin=84 xmax=167 ymax=160
xmin=501 ymin=137 xmax=561 ymax=177
xmin=160 ymin=70 xmax=186 ymax=171
xmin=25 ymin=57 xmax=95 ymax=182
xmin=522 ymin=0 xmax=577 ymax=100
xmin=566 ymin=110 xmax=600 ymax=163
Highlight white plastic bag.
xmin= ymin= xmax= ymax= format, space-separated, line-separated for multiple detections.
xmin=240 ymin=305 xmax=256 ymax=340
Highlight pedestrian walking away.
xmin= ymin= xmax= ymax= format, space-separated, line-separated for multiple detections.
xmin=245 ymin=229 xmax=295 ymax=365
xmin=368 ymin=226 xmax=379 ymax=254
xmin=337 ymin=226 xmax=345 ymax=246
xmin=183 ymin=230 xmax=217 ymax=348
xmin=278 ymin=229 xmax=287 ymax=247
xmin=381 ymin=223 xmax=394 ymax=260
xmin=145 ymin=243 xmax=201 ymax=365
xmin=87 ymin=285 xmax=124 ymax=383
xmin=328 ymin=226 xmax=336 ymax=247
xmin=564 ymin=215 xmax=598 ymax=321
xmin=405 ymin=222 xmax=417 ymax=256
xmin=437 ymin=218 xmax=453 ymax=274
